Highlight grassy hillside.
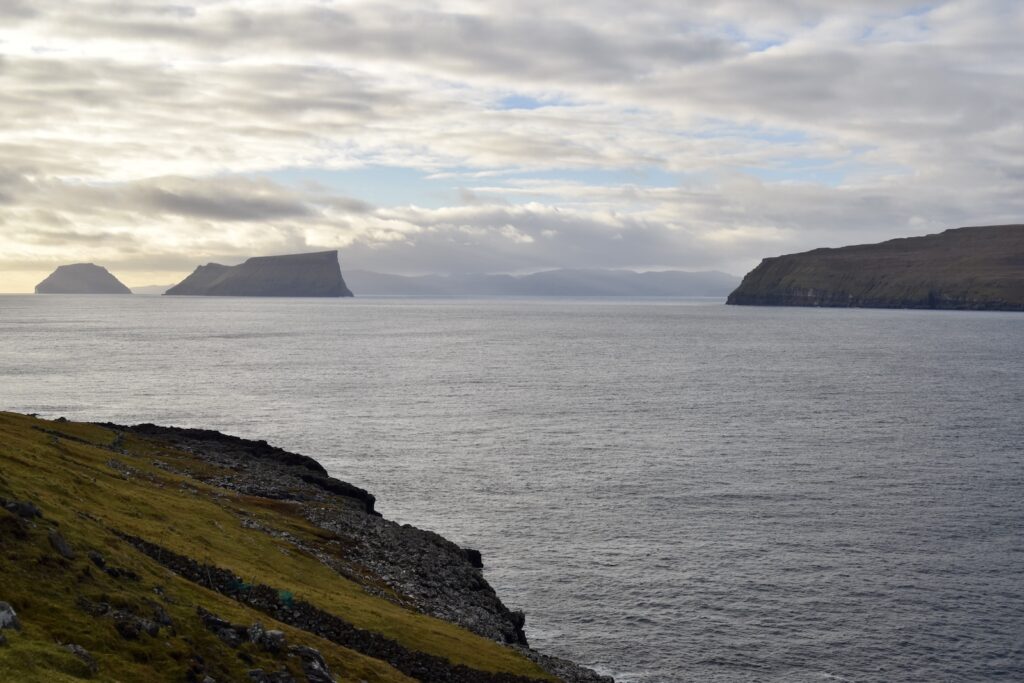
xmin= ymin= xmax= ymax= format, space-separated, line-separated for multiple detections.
xmin=727 ymin=224 xmax=1024 ymax=310
xmin=0 ymin=412 xmax=557 ymax=682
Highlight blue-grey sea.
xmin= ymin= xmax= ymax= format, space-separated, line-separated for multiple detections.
xmin=1 ymin=294 xmax=1022 ymax=682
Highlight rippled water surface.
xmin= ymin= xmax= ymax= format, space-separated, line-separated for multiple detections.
xmin=2 ymin=295 xmax=1022 ymax=682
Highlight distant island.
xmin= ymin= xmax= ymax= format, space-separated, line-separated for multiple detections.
xmin=35 ymin=263 xmax=131 ymax=295
xmin=166 ymin=251 xmax=353 ymax=297
xmin=727 ymin=224 xmax=1024 ymax=311
xmin=345 ymin=268 xmax=739 ymax=297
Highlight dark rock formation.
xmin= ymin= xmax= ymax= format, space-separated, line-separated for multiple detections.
xmin=165 ymin=251 xmax=353 ymax=297
xmin=105 ymin=421 xmax=610 ymax=682
xmin=727 ymin=224 xmax=1024 ymax=310
xmin=48 ymin=529 xmax=76 ymax=559
xmin=35 ymin=263 xmax=131 ymax=294
xmin=0 ymin=602 xmax=20 ymax=631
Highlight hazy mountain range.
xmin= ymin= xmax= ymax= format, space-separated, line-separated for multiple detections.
xmin=136 ymin=268 xmax=738 ymax=297
xmin=344 ymin=268 xmax=738 ymax=296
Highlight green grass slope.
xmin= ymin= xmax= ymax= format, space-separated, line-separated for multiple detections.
xmin=0 ymin=412 xmax=553 ymax=682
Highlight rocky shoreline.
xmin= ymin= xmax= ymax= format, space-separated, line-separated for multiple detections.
xmin=101 ymin=421 xmax=613 ymax=683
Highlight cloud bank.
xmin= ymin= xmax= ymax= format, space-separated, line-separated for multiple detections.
xmin=1 ymin=1 xmax=1021 ymax=290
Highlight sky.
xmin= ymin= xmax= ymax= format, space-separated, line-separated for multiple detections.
xmin=1 ymin=0 xmax=1022 ymax=291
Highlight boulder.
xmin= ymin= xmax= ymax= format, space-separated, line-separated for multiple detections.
xmin=48 ymin=530 xmax=76 ymax=559
xmin=0 ymin=602 xmax=21 ymax=630
xmin=63 ymin=643 xmax=99 ymax=676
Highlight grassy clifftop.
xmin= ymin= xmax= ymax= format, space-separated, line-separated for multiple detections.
xmin=727 ymin=224 xmax=1024 ymax=310
xmin=0 ymin=412 xmax=597 ymax=682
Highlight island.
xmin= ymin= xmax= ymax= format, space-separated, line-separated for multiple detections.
xmin=34 ymin=264 xmax=132 ymax=294
xmin=727 ymin=224 xmax=1024 ymax=311
xmin=0 ymin=412 xmax=611 ymax=682
xmin=166 ymin=251 xmax=354 ymax=297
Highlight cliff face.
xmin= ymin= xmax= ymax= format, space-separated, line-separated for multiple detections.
xmin=0 ymin=412 xmax=612 ymax=682
xmin=166 ymin=251 xmax=353 ymax=297
xmin=35 ymin=263 xmax=132 ymax=294
xmin=727 ymin=224 xmax=1024 ymax=311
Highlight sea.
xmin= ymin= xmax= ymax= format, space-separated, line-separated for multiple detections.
xmin=1 ymin=294 xmax=1022 ymax=682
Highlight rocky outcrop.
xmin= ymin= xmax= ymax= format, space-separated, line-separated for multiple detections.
xmin=107 ymin=421 xmax=611 ymax=682
xmin=727 ymin=224 xmax=1024 ymax=311
xmin=165 ymin=251 xmax=353 ymax=297
xmin=35 ymin=263 xmax=132 ymax=294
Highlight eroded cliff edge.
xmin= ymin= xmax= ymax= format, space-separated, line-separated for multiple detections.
xmin=727 ymin=224 xmax=1024 ymax=311
xmin=166 ymin=251 xmax=353 ymax=297
xmin=0 ymin=412 xmax=611 ymax=682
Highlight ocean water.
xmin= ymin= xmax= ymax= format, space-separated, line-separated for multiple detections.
xmin=1 ymin=294 xmax=1022 ymax=682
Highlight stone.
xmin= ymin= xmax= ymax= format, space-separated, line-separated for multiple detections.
xmin=262 ymin=629 xmax=286 ymax=653
xmin=63 ymin=643 xmax=99 ymax=675
xmin=0 ymin=602 xmax=21 ymax=630
xmin=289 ymin=645 xmax=334 ymax=683
xmin=247 ymin=670 xmax=296 ymax=683
xmin=216 ymin=626 xmax=242 ymax=648
xmin=1 ymin=499 xmax=42 ymax=520
xmin=48 ymin=529 xmax=76 ymax=559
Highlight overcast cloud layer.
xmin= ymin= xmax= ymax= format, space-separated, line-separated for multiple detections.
xmin=1 ymin=0 xmax=1022 ymax=290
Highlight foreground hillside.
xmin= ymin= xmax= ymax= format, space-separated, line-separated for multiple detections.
xmin=0 ymin=412 xmax=609 ymax=682
xmin=727 ymin=224 xmax=1024 ymax=310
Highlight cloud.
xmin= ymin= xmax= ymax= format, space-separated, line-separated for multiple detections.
xmin=1 ymin=1 xmax=1022 ymax=290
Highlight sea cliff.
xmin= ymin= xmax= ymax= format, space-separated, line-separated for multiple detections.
xmin=0 ymin=412 xmax=610 ymax=682
xmin=727 ymin=224 xmax=1024 ymax=311
xmin=166 ymin=251 xmax=353 ymax=297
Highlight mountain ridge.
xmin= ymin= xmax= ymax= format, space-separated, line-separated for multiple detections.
xmin=166 ymin=251 xmax=353 ymax=297
xmin=35 ymin=264 xmax=132 ymax=295
xmin=727 ymin=224 xmax=1024 ymax=311
xmin=345 ymin=268 xmax=738 ymax=296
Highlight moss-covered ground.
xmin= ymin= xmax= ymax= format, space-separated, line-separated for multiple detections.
xmin=0 ymin=412 xmax=553 ymax=682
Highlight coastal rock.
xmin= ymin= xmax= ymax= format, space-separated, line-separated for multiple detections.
xmin=35 ymin=263 xmax=132 ymax=294
xmin=727 ymin=224 xmax=1024 ymax=311
xmin=165 ymin=250 xmax=353 ymax=297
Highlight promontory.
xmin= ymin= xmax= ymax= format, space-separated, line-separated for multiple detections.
xmin=35 ymin=263 xmax=132 ymax=294
xmin=727 ymin=224 xmax=1024 ymax=311
xmin=166 ymin=251 xmax=354 ymax=297
xmin=0 ymin=412 xmax=611 ymax=682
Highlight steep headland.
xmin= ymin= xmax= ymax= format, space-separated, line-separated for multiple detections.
xmin=727 ymin=224 xmax=1024 ymax=310
xmin=166 ymin=251 xmax=353 ymax=297
xmin=35 ymin=264 xmax=132 ymax=295
xmin=0 ymin=412 xmax=611 ymax=682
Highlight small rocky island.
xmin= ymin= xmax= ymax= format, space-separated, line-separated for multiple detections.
xmin=727 ymin=224 xmax=1024 ymax=310
xmin=35 ymin=263 xmax=132 ymax=294
xmin=166 ymin=251 xmax=354 ymax=297
xmin=0 ymin=412 xmax=610 ymax=682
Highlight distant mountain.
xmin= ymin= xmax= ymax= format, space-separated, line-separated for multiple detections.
xmin=727 ymin=224 xmax=1024 ymax=311
xmin=166 ymin=251 xmax=353 ymax=297
xmin=35 ymin=263 xmax=131 ymax=294
xmin=344 ymin=268 xmax=739 ymax=296
xmin=132 ymin=284 xmax=174 ymax=295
